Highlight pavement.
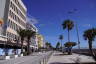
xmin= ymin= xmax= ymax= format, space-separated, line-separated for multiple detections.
xmin=47 ymin=51 xmax=96 ymax=64
xmin=0 ymin=51 xmax=95 ymax=64
xmin=0 ymin=51 xmax=52 ymax=64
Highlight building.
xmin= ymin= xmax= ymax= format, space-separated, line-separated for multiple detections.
xmin=37 ymin=34 xmax=44 ymax=48
xmin=26 ymin=22 xmax=38 ymax=51
xmin=0 ymin=0 xmax=27 ymax=54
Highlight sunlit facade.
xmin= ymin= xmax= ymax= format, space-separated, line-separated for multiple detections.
xmin=37 ymin=34 xmax=44 ymax=48
xmin=0 ymin=0 xmax=27 ymax=55
xmin=26 ymin=22 xmax=38 ymax=51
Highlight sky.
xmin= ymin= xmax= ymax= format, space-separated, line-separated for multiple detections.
xmin=23 ymin=0 xmax=96 ymax=48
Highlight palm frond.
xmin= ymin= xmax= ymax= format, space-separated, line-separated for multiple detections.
xmin=83 ymin=28 xmax=96 ymax=41
xmin=62 ymin=19 xmax=74 ymax=30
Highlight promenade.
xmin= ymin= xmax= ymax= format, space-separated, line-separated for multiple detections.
xmin=47 ymin=51 xmax=96 ymax=64
xmin=0 ymin=51 xmax=52 ymax=64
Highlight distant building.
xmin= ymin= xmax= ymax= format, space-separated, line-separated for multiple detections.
xmin=0 ymin=0 xmax=27 ymax=54
xmin=26 ymin=22 xmax=38 ymax=51
xmin=37 ymin=34 xmax=44 ymax=48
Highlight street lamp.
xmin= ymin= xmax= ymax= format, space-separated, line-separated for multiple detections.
xmin=75 ymin=23 xmax=80 ymax=50
xmin=67 ymin=9 xmax=80 ymax=50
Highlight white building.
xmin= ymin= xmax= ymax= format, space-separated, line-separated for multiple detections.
xmin=26 ymin=22 xmax=38 ymax=51
xmin=0 ymin=0 xmax=27 ymax=49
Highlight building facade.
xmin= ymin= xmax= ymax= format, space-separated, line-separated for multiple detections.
xmin=0 ymin=0 xmax=27 ymax=54
xmin=37 ymin=34 xmax=44 ymax=48
xmin=26 ymin=22 xmax=38 ymax=51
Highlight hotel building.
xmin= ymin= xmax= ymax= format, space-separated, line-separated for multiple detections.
xmin=0 ymin=0 xmax=27 ymax=49
xmin=26 ymin=22 xmax=38 ymax=51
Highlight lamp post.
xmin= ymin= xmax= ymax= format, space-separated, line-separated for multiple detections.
xmin=75 ymin=23 xmax=80 ymax=50
xmin=67 ymin=9 xmax=80 ymax=50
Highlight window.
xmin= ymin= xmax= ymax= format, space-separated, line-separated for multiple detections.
xmin=8 ymin=19 xmax=10 ymax=27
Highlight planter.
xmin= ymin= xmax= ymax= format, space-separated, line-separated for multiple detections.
xmin=15 ymin=55 xmax=18 ymax=58
xmin=5 ymin=56 xmax=10 ymax=60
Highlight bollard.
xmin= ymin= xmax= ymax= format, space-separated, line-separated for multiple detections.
xmin=43 ymin=58 xmax=44 ymax=64
xmin=45 ymin=57 xmax=47 ymax=64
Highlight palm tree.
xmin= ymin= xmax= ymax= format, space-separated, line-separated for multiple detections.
xmin=17 ymin=29 xmax=26 ymax=54
xmin=59 ymin=35 xmax=63 ymax=50
xmin=62 ymin=19 xmax=74 ymax=42
xmin=45 ymin=42 xmax=52 ymax=50
xmin=49 ymin=43 xmax=53 ymax=49
xmin=25 ymin=29 xmax=36 ymax=55
xmin=56 ymin=42 xmax=60 ymax=51
xmin=83 ymin=28 xmax=96 ymax=60
xmin=45 ymin=42 xmax=49 ymax=48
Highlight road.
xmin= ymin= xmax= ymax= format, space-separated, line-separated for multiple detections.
xmin=0 ymin=51 xmax=52 ymax=64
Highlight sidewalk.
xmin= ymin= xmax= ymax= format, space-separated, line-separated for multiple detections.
xmin=47 ymin=51 xmax=96 ymax=64
xmin=0 ymin=51 xmax=52 ymax=64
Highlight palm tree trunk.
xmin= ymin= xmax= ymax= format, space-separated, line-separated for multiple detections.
xmin=68 ymin=29 xmax=70 ymax=42
xmin=88 ymin=41 xmax=96 ymax=60
xmin=21 ymin=39 xmax=23 ymax=54
xmin=27 ymin=39 xmax=30 ymax=55
xmin=68 ymin=29 xmax=71 ymax=54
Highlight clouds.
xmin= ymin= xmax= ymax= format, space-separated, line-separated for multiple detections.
xmin=27 ymin=14 xmax=39 ymax=24
xmin=83 ymin=24 xmax=92 ymax=28
xmin=38 ymin=24 xmax=45 ymax=27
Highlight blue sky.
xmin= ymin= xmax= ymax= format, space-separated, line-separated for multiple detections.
xmin=23 ymin=0 xmax=96 ymax=48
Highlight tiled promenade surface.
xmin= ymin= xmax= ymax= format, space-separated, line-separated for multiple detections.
xmin=0 ymin=51 xmax=52 ymax=64
xmin=47 ymin=51 xmax=96 ymax=64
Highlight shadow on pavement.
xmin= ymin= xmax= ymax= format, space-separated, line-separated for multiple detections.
xmin=53 ymin=53 xmax=69 ymax=56
xmin=49 ymin=62 xmax=96 ymax=64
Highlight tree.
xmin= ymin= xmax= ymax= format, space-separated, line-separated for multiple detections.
xmin=17 ymin=29 xmax=26 ymax=54
xmin=83 ymin=28 xmax=96 ymax=60
xmin=45 ymin=42 xmax=52 ymax=50
xmin=59 ymin=35 xmax=63 ymax=49
xmin=25 ymin=29 xmax=36 ymax=55
xmin=62 ymin=19 xmax=74 ymax=54
xmin=45 ymin=42 xmax=49 ymax=48
xmin=62 ymin=19 xmax=74 ymax=42
xmin=64 ymin=42 xmax=76 ymax=47
xmin=64 ymin=42 xmax=76 ymax=54
xmin=56 ymin=42 xmax=60 ymax=50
